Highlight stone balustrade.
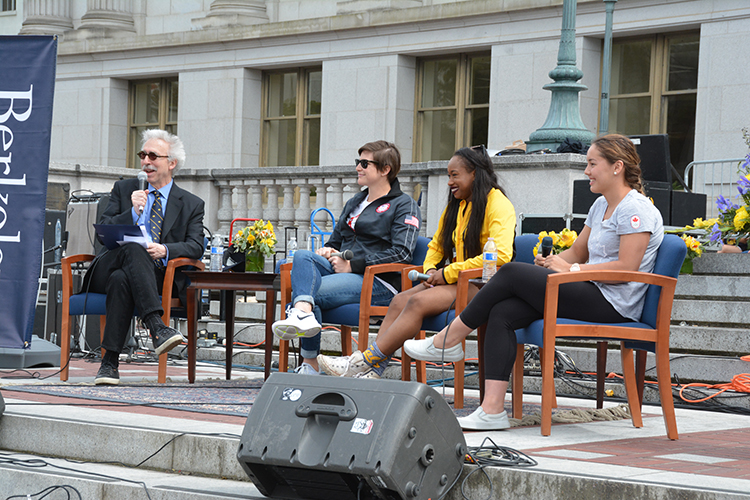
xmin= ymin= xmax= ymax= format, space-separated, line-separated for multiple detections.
xmin=48 ymin=153 xmax=588 ymax=247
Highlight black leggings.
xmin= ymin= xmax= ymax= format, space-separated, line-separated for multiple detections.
xmin=459 ymin=262 xmax=629 ymax=381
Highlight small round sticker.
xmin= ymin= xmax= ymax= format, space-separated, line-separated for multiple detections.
xmin=630 ymin=215 xmax=641 ymax=229
xmin=376 ymin=203 xmax=391 ymax=213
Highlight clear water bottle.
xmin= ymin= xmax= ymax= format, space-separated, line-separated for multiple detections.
xmin=482 ymin=237 xmax=497 ymax=281
xmin=210 ymin=234 xmax=224 ymax=272
xmin=287 ymin=236 xmax=298 ymax=263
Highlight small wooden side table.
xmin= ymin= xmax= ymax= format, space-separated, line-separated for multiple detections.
xmin=184 ymin=271 xmax=278 ymax=383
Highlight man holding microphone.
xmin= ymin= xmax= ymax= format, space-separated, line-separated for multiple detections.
xmin=84 ymin=129 xmax=205 ymax=385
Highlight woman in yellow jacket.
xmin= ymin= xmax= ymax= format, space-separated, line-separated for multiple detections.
xmin=318 ymin=145 xmax=516 ymax=378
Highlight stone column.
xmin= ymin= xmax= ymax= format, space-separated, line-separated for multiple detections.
xmin=216 ymin=181 xmax=235 ymax=236
xmin=278 ymin=180 xmax=296 ymax=233
xmin=193 ymin=0 xmax=269 ymax=29
xmin=78 ymin=0 xmax=136 ymax=32
xmin=248 ymin=181 xmax=264 ymax=220
xmin=232 ymin=181 xmax=248 ymax=222
xmin=263 ymin=181 xmax=280 ymax=229
xmin=296 ymin=182 xmax=312 ymax=240
xmin=19 ymin=0 xmax=73 ymax=36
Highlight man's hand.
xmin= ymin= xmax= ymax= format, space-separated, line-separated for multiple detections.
xmin=147 ymin=242 xmax=168 ymax=260
xmin=132 ymin=189 xmax=148 ymax=214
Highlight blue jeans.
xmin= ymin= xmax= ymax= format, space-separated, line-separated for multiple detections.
xmin=290 ymin=250 xmax=394 ymax=358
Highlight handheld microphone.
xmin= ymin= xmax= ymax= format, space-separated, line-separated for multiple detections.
xmin=408 ymin=269 xmax=430 ymax=281
xmin=541 ymin=236 xmax=553 ymax=257
xmin=137 ymin=171 xmax=148 ymax=215
xmin=331 ymin=249 xmax=354 ymax=260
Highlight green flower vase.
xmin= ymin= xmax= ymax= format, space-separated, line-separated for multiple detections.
xmin=245 ymin=251 xmax=265 ymax=273
xmin=680 ymin=259 xmax=693 ymax=275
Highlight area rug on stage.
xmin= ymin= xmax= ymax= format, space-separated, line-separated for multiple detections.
xmin=2 ymin=381 xmax=630 ymax=426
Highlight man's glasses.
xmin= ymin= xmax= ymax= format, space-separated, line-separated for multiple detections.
xmin=355 ymin=158 xmax=380 ymax=169
xmin=137 ymin=151 xmax=169 ymax=161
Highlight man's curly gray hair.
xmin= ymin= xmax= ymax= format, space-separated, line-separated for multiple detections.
xmin=141 ymin=129 xmax=186 ymax=173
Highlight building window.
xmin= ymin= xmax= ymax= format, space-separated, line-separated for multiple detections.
xmin=415 ymin=53 xmax=490 ymax=162
xmin=128 ymin=78 xmax=178 ymax=169
xmin=1 ymin=0 xmax=15 ymax=12
xmin=262 ymin=68 xmax=322 ymax=167
xmin=608 ymin=32 xmax=699 ymax=180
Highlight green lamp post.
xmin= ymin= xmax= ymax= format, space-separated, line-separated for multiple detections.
xmin=526 ymin=0 xmax=595 ymax=152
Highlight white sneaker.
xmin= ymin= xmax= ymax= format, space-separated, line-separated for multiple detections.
xmin=317 ymin=351 xmax=368 ymax=377
xmin=457 ymin=407 xmax=510 ymax=431
xmin=403 ymin=337 xmax=464 ymax=362
xmin=354 ymin=367 xmax=381 ymax=379
xmin=272 ymin=308 xmax=321 ymax=340
xmin=293 ymin=362 xmax=320 ymax=375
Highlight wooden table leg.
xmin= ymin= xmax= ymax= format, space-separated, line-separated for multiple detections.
xmin=187 ymin=286 xmax=197 ymax=384
xmin=264 ymin=287 xmax=276 ymax=380
xmin=225 ymin=290 xmax=235 ymax=380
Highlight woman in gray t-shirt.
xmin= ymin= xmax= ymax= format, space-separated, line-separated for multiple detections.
xmin=403 ymin=134 xmax=664 ymax=431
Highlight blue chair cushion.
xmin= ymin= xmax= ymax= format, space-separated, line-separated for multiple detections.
xmin=69 ymin=293 xmax=107 ymax=316
xmin=421 ymin=310 xmax=455 ymax=333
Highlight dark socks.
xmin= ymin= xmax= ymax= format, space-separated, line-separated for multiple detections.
xmin=103 ymin=350 xmax=119 ymax=367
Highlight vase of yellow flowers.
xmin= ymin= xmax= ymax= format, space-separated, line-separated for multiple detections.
xmin=230 ymin=220 xmax=277 ymax=272
xmin=532 ymin=228 xmax=578 ymax=256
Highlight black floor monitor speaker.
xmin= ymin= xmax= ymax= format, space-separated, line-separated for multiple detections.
xmin=643 ymin=181 xmax=671 ymax=226
xmin=630 ymin=134 xmax=671 ymax=183
xmin=572 ymin=179 xmax=601 ymax=215
xmin=671 ymin=190 xmax=707 ymax=227
xmin=237 ymin=372 xmax=466 ymax=500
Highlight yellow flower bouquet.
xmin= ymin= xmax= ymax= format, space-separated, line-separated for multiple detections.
xmin=532 ymin=228 xmax=578 ymax=256
xmin=230 ymin=220 xmax=277 ymax=272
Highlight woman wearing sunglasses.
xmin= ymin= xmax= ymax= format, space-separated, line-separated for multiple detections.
xmin=272 ymin=140 xmax=421 ymax=375
xmin=318 ymin=145 xmax=516 ymax=379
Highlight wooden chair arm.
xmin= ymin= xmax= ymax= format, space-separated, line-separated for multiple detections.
xmin=279 ymin=262 xmax=293 ymax=318
xmin=359 ymin=263 xmax=410 ymax=308
xmin=542 ymin=269 xmax=678 ymax=343
xmin=163 ymin=257 xmax=206 ymax=311
xmin=400 ymin=264 xmax=423 ymax=291
xmin=456 ymin=268 xmax=483 ymax=313
xmin=61 ymin=254 xmax=96 ymax=298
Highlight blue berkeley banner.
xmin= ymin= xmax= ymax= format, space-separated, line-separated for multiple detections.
xmin=0 ymin=36 xmax=57 ymax=349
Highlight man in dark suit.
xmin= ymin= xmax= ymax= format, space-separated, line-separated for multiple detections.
xmin=85 ymin=129 xmax=205 ymax=385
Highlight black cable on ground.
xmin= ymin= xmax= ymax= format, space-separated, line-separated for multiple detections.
xmin=6 ymin=484 xmax=82 ymax=500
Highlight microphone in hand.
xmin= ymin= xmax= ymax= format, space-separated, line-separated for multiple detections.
xmin=330 ymin=249 xmax=354 ymax=260
xmin=407 ymin=269 xmax=431 ymax=281
xmin=541 ymin=236 xmax=553 ymax=257
xmin=137 ymin=171 xmax=148 ymax=214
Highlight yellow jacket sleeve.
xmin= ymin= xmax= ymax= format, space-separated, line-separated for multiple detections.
xmin=422 ymin=206 xmax=449 ymax=273
xmin=441 ymin=189 xmax=516 ymax=284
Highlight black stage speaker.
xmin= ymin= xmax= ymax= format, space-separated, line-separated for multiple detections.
xmin=630 ymin=134 xmax=671 ymax=183
xmin=671 ymin=191 xmax=707 ymax=227
xmin=519 ymin=215 xmax=586 ymax=235
xmin=643 ymin=181 xmax=671 ymax=225
xmin=572 ymin=179 xmax=601 ymax=215
xmin=237 ymin=373 xmax=466 ymax=500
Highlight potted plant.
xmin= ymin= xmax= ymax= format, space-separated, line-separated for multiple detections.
xmin=229 ymin=219 xmax=277 ymax=272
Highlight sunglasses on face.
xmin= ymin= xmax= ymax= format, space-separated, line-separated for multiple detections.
xmin=137 ymin=151 xmax=169 ymax=161
xmin=355 ymin=158 xmax=380 ymax=169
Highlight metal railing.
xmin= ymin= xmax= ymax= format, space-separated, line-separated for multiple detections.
xmin=684 ymin=158 xmax=745 ymax=218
